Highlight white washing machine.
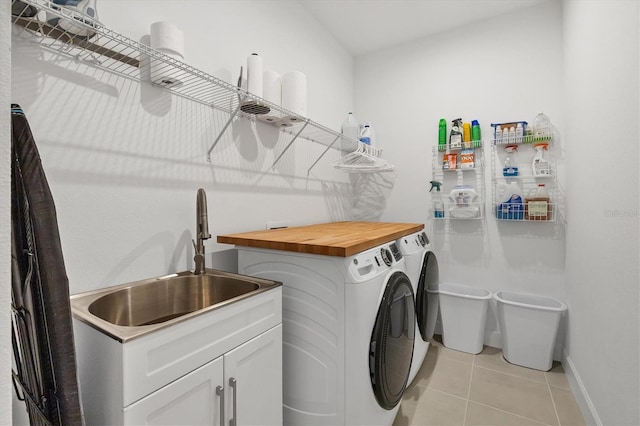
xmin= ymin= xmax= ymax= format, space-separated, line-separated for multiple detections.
xmin=396 ymin=230 xmax=440 ymax=385
xmin=237 ymin=241 xmax=415 ymax=426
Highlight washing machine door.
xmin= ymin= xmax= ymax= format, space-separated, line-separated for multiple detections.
xmin=416 ymin=251 xmax=439 ymax=341
xmin=369 ymin=271 xmax=415 ymax=410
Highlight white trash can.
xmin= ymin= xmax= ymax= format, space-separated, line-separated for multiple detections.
xmin=439 ymin=283 xmax=491 ymax=354
xmin=494 ymin=291 xmax=567 ymax=371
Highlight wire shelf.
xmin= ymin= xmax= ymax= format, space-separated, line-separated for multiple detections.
xmin=11 ymin=0 xmax=361 ymax=164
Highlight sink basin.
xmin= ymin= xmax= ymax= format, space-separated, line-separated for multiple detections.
xmin=70 ymin=269 xmax=281 ymax=342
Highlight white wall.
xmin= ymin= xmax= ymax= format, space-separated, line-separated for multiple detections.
xmin=355 ymin=1 xmax=566 ymax=349
xmin=8 ymin=1 xmax=355 ymax=423
xmin=562 ymin=1 xmax=639 ymax=425
xmin=11 ymin=0 xmax=356 ymax=296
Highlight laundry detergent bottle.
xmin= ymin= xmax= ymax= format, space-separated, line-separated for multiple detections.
xmin=341 ymin=112 xmax=360 ymax=141
xmin=496 ymin=182 xmax=524 ymax=220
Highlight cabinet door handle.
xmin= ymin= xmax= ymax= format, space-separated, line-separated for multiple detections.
xmin=229 ymin=377 xmax=237 ymax=426
xmin=216 ymin=385 xmax=224 ymax=426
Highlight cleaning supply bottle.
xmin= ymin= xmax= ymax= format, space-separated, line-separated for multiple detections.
xmin=471 ymin=120 xmax=481 ymax=148
xmin=359 ymin=123 xmax=372 ymax=146
xmin=438 ymin=119 xmax=447 ymax=150
xmin=515 ymin=122 xmax=524 ymax=143
xmin=495 ymin=125 xmax=503 ymax=144
xmin=534 ymin=112 xmax=551 ymax=136
xmin=532 ymin=143 xmax=551 ymax=176
xmin=449 ymin=118 xmax=463 ymax=150
xmin=496 ymin=182 xmax=524 ymax=220
xmin=429 ymin=181 xmax=444 ymax=218
xmin=341 ymin=112 xmax=360 ymax=141
xmin=463 ymin=122 xmax=472 ymax=148
xmin=508 ymin=126 xmax=516 ymax=144
xmin=525 ymin=183 xmax=551 ymax=221
xmin=503 ymin=144 xmax=519 ymax=176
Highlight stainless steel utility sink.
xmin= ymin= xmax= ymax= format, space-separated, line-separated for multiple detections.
xmin=70 ymin=269 xmax=281 ymax=342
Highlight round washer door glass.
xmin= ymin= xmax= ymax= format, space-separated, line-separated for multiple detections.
xmin=369 ymin=271 xmax=415 ymax=410
xmin=416 ymin=251 xmax=439 ymax=341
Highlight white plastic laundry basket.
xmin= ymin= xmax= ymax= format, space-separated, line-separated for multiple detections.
xmin=439 ymin=283 xmax=491 ymax=354
xmin=494 ymin=291 xmax=567 ymax=371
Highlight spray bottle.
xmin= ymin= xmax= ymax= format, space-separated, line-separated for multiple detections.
xmin=503 ymin=144 xmax=519 ymax=176
xmin=449 ymin=118 xmax=463 ymax=150
xmin=429 ymin=181 xmax=444 ymax=218
xmin=471 ymin=120 xmax=481 ymax=148
xmin=438 ymin=119 xmax=447 ymax=150
xmin=532 ymin=143 xmax=551 ymax=176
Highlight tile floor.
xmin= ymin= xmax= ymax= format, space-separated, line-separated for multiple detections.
xmin=394 ymin=336 xmax=585 ymax=426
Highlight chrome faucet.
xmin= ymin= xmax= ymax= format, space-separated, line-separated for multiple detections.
xmin=193 ymin=188 xmax=211 ymax=275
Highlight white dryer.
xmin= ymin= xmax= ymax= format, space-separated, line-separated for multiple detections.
xmin=237 ymin=241 xmax=415 ymax=426
xmin=396 ymin=230 xmax=440 ymax=385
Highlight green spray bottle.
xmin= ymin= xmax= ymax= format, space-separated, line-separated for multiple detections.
xmin=438 ymin=119 xmax=447 ymax=151
xmin=429 ymin=181 xmax=444 ymax=218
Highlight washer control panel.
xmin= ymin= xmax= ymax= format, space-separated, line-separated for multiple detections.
xmin=348 ymin=242 xmax=403 ymax=281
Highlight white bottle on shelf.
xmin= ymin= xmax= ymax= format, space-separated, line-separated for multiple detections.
xmin=534 ymin=112 xmax=551 ymax=136
xmin=515 ymin=122 xmax=524 ymax=143
xmin=508 ymin=126 xmax=516 ymax=144
xmin=495 ymin=125 xmax=503 ymax=144
xmin=359 ymin=123 xmax=376 ymax=148
xmin=341 ymin=112 xmax=360 ymax=141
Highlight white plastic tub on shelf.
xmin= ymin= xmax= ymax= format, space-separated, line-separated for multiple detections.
xmin=438 ymin=283 xmax=491 ymax=354
xmin=494 ymin=291 xmax=567 ymax=371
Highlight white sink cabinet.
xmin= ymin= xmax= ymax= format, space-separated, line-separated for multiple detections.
xmin=73 ymin=287 xmax=282 ymax=425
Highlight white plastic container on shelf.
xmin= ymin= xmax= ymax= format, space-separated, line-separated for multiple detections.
xmin=438 ymin=283 xmax=491 ymax=354
xmin=341 ymin=112 xmax=360 ymax=141
xmin=533 ymin=112 xmax=551 ymax=136
xmin=494 ymin=291 xmax=567 ymax=371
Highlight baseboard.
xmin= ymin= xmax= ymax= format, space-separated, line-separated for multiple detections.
xmin=561 ymin=352 xmax=602 ymax=426
xmin=485 ymin=330 xmax=502 ymax=349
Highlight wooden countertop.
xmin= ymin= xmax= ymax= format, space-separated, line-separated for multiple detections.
xmin=217 ymin=221 xmax=424 ymax=257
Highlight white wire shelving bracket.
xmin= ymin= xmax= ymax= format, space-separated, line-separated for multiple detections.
xmin=11 ymin=0 xmax=361 ymax=167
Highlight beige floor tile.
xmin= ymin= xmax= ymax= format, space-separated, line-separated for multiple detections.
xmin=413 ymin=351 xmax=473 ymax=398
xmin=465 ymin=401 xmax=548 ymax=426
xmin=474 ymin=346 xmax=547 ymax=384
xmin=546 ymin=362 xmax=571 ymax=390
xmin=550 ymin=386 xmax=585 ymax=426
xmin=469 ymin=366 xmax=558 ymax=426
xmin=394 ymin=388 xmax=466 ymax=426
xmin=430 ymin=336 xmax=475 ymax=364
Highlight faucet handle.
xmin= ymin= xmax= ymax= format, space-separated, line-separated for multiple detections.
xmin=191 ymin=239 xmax=197 ymax=251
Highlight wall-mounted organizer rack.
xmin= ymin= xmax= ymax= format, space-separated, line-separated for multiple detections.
xmin=490 ymin=119 xmax=565 ymax=223
xmin=430 ymin=141 xmax=486 ymax=220
xmin=10 ymin=0 xmax=377 ymax=173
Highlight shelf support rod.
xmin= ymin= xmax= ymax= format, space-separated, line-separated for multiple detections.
xmin=307 ymin=134 xmax=341 ymax=175
xmin=206 ymin=94 xmax=247 ymax=162
xmin=270 ymin=119 xmax=310 ymax=169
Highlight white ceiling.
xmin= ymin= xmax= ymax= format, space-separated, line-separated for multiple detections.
xmin=298 ymin=0 xmax=550 ymax=56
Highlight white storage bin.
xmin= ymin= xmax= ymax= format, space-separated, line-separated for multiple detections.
xmin=494 ymin=291 xmax=567 ymax=371
xmin=439 ymin=283 xmax=491 ymax=354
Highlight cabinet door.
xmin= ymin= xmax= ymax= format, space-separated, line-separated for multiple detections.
xmin=124 ymin=356 xmax=224 ymax=426
xmin=224 ymin=325 xmax=283 ymax=426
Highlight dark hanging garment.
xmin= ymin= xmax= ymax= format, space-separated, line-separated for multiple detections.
xmin=10 ymin=104 xmax=84 ymax=426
